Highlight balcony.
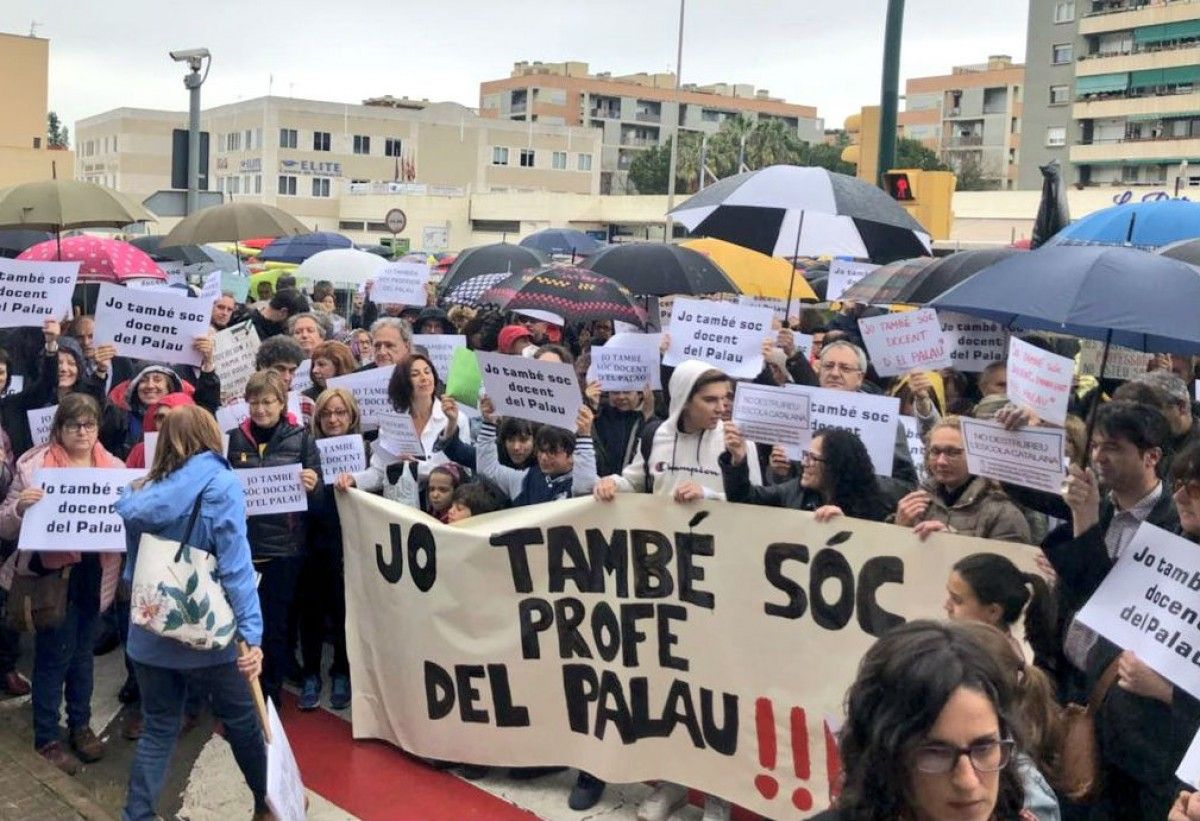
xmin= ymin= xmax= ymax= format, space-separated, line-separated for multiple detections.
xmin=590 ymin=107 xmax=620 ymax=119
xmin=1071 ymin=134 xmax=1200 ymax=161
xmin=620 ymin=136 xmax=656 ymax=147
xmin=1077 ymin=43 xmax=1200 ymax=74
xmin=1081 ymin=0 xmax=1200 ymax=34
xmin=510 ymin=102 xmax=527 ymax=114
xmin=945 ymin=135 xmax=985 ymax=147
xmin=1074 ymin=88 xmax=1200 ymax=117
xmin=634 ymin=110 xmax=661 ymax=123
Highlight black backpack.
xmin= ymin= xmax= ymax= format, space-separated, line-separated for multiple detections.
xmin=638 ymin=418 xmax=663 ymax=492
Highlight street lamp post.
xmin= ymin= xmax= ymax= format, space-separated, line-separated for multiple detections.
xmin=170 ymin=48 xmax=211 ymax=215
xmin=876 ymin=0 xmax=905 ymax=187
xmin=664 ymin=0 xmax=686 ymax=240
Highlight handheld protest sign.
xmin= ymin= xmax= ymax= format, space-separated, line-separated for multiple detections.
xmin=315 ymin=435 xmax=367 ymax=483
xmin=18 ymin=468 xmax=147 ymax=552
xmin=93 ymin=282 xmax=209 ymax=366
xmin=234 ymin=465 xmax=307 ymax=516
xmin=662 ymin=297 xmax=772 ymax=380
xmin=371 ymin=262 xmax=430 ymax=306
xmin=445 ymin=347 xmax=483 ymax=408
xmin=857 ymin=308 xmax=952 ymax=376
xmin=1006 ymin=337 xmax=1071 ymax=427
xmin=213 ymin=320 xmax=262 ymax=404
xmin=0 ymin=259 xmax=77 ymax=328
xmin=731 ymin=383 xmax=812 ymax=459
xmin=413 ymin=334 xmax=466 ymax=381
xmin=784 ymin=385 xmax=901 ymax=477
xmin=476 ymin=351 xmax=582 ymax=430
xmin=327 ymin=366 xmax=394 ymax=430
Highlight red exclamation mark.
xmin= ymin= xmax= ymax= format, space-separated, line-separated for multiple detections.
xmin=824 ymin=718 xmax=843 ymax=803
xmin=754 ymin=697 xmax=779 ymax=799
xmin=790 ymin=707 xmax=813 ymax=811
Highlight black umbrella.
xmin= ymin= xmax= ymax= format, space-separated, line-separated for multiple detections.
xmin=0 ymin=229 xmax=53 ymax=259
xmin=129 ymin=234 xmax=237 ymax=267
xmin=581 ymin=242 xmax=739 ymax=296
xmin=1158 ymin=238 xmax=1200 ymax=267
xmin=1030 ymin=160 xmax=1070 ymax=250
xmin=904 ymin=248 xmax=1024 ymax=305
xmin=478 ymin=265 xmax=647 ymax=327
xmin=438 ymin=243 xmax=547 ymax=295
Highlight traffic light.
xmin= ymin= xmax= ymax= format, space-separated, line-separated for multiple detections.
xmin=884 ymin=171 xmax=914 ymax=201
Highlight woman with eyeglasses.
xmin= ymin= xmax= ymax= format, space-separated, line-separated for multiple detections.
xmin=0 ymin=394 xmax=125 ymax=773
xmin=893 ymin=417 xmax=1032 ymax=543
xmin=812 ymin=620 xmax=1026 ymax=821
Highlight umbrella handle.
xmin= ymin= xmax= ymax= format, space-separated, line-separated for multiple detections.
xmin=1079 ymin=329 xmax=1112 ymax=470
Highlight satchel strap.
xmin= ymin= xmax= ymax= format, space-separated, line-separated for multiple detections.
xmin=173 ymin=480 xmax=214 ymax=563
xmin=1086 ymin=658 xmax=1122 ymax=715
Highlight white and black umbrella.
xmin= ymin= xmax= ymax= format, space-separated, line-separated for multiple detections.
xmin=669 ymin=165 xmax=932 ymax=263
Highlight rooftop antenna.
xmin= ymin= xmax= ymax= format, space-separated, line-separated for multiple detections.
xmin=29 ymin=21 xmax=41 ymax=37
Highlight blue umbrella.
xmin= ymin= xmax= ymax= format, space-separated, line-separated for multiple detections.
xmin=518 ymin=228 xmax=602 ymax=256
xmin=1046 ymin=199 xmax=1200 ymax=250
xmin=258 ymin=231 xmax=352 ymax=263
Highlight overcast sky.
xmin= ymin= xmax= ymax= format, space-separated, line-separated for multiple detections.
xmin=2 ymin=0 xmax=1029 ymax=135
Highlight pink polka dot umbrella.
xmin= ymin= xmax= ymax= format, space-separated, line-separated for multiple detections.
xmin=17 ymin=235 xmax=166 ymax=283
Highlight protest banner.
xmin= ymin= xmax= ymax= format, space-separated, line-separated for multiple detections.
xmin=732 ymin=383 xmax=812 ymax=459
xmin=290 ymin=359 xmax=313 ymax=394
xmin=18 ymin=468 xmax=147 ymax=552
xmin=1077 ymin=522 xmax=1200 ymax=701
xmin=378 ymin=412 xmax=426 ymax=458
xmin=213 ymin=320 xmax=262 ymax=404
xmin=215 ymin=393 xmax=303 ymax=433
xmin=93 ymin=283 xmax=209 ymax=366
xmin=1078 ymin=339 xmax=1153 ymax=381
xmin=825 ymin=259 xmax=879 ymax=302
xmin=235 ymin=464 xmax=307 ymax=516
xmin=413 ymin=334 xmax=466 ymax=380
xmin=899 ymin=416 xmax=928 ymax=483
xmin=371 ymin=262 xmax=430 ymax=306
xmin=857 ymin=308 xmax=952 ymax=376
xmin=590 ymin=345 xmax=661 ymax=392
xmin=327 ymin=366 xmax=395 ymax=430
xmin=1007 ymin=337 xmax=1072 ymax=426
xmin=960 ymin=417 xmax=1066 ymax=494
xmin=0 ymin=259 xmax=78 ymax=328
xmin=265 ymin=699 xmax=307 ymax=821
xmin=477 ymin=351 xmax=582 ymax=430
xmin=315 ymin=434 xmax=367 ymax=484
xmin=27 ymin=405 xmax=56 ymax=448
xmin=336 ymin=492 xmax=1040 ymax=821
xmin=785 ymin=385 xmax=900 ymax=476
xmin=662 ymin=297 xmax=772 ymax=380
xmin=937 ymin=311 xmax=1010 ymax=373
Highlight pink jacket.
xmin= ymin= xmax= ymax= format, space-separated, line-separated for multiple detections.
xmin=0 ymin=443 xmax=126 ymax=612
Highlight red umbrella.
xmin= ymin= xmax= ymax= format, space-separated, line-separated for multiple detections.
xmin=239 ymin=236 xmax=277 ymax=250
xmin=18 ymin=235 xmax=166 ymax=283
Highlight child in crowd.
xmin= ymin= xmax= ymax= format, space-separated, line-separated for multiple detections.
xmin=477 ymin=397 xmax=596 ymax=505
xmin=425 ymin=464 xmax=464 ymax=523
xmin=445 ymin=481 xmax=506 ymax=523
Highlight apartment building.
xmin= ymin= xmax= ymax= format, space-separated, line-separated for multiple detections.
xmin=0 ymin=31 xmax=74 ymax=187
xmin=480 ymin=61 xmax=824 ymax=193
xmin=899 ymin=56 xmax=1025 ymax=189
xmin=1021 ymin=0 xmax=1200 ymax=188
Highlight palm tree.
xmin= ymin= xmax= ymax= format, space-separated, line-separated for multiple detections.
xmin=748 ymin=118 xmax=804 ymax=169
xmin=706 ymin=114 xmax=756 ymax=178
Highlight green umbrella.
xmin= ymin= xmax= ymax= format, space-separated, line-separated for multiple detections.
xmin=0 ymin=179 xmax=153 ymax=231
xmin=161 ymin=202 xmax=309 ymax=248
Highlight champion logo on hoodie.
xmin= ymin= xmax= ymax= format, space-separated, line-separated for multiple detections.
xmin=653 ymin=461 xmax=720 ymax=479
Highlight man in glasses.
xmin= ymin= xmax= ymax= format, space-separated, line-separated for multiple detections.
xmin=816 ymin=340 xmax=918 ymax=495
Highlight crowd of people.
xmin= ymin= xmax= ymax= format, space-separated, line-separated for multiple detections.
xmin=0 ymin=268 xmax=1198 ymax=821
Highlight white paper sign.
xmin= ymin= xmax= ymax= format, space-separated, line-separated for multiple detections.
xmin=1177 ymin=726 xmax=1200 ymax=787
xmin=199 ymin=270 xmax=222 ymax=303
xmin=960 ymin=417 xmax=1066 ymax=494
xmin=737 ymin=295 xmax=801 ymax=324
xmin=290 ymin=359 xmax=313 ymax=394
xmin=857 ymin=308 xmax=952 ymax=377
xmin=1078 ymin=339 xmax=1153 ymax=381
xmin=590 ymin=346 xmax=661 ymax=391
xmin=143 ymin=431 xmax=158 ymax=468
xmin=215 ymin=393 xmax=303 ymax=433
xmin=94 ymin=283 xmax=209 ymax=366
xmin=1076 ymin=522 xmax=1200 ymax=701
xmin=18 ymin=468 xmax=147 ymax=552
xmin=213 ymin=321 xmax=262 ymax=404
xmin=826 ymin=259 xmax=880 ymax=302
xmin=732 ymin=383 xmax=812 ymax=459
xmin=412 ymin=334 xmax=466 ymax=380
xmin=662 ymin=297 xmax=772 ymax=380
xmin=235 ymin=464 xmax=307 ymax=516
xmin=1007 ymin=337 xmax=1072 ymax=426
xmin=0 ymin=259 xmax=78 ymax=328
xmin=26 ymin=405 xmax=57 ymax=447
xmin=2 ymin=375 xmax=24 ymax=397
xmin=938 ymin=311 xmax=1010 ymax=373
xmin=900 ymin=416 xmax=928 ymax=483
xmin=371 ymin=262 xmax=430 ymax=306
xmin=378 ymin=412 xmax=426 ymax=458
xmin=327 ymin=366 xmax=394 ymax=430
xmin=785 ymin=385 xmax=900 ymax=476
xmin=477 ymin=351 xmax=582 ymax=431
xmin=159 ymin=260 xmax=186 ymax=282
xmin=315 ymin=434 xmax=367 ymax=484
xmin=265 ymin=699 xmax=307 ymax=821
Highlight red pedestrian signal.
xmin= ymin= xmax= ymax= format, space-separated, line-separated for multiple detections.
xmin=884 ymin=172 xmax=914 ymax=201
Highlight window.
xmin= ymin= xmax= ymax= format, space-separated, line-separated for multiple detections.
xmin=519 ymin=149 xmax=535 ymax=167
xmin=244 ymin=129 xmax=253 ymax=150
xmin=1046 ymin=126 xmax=1067 ymax=147
xmin=353 ymin=135 xmax=371 ymax=155
xmin=1052 ymin=43 xmax=1073 ymax=65
xmin=278 ymin=175 xmax=297 ymax=195
xmin=226 ymin=131 xmax=241 ymax=151
xmin=312 ymin=178 xmax=331 ymax=197
xmin=1050 ymin=84 xmax=1070 ymax=105
xmin=279 ymin=128 xmax=297 ymax=148
xmin=577 ymin=153 xmax=593 ymax=171
xmin=552 ymin=151 xmax=567 ymax=170
xmin=492 ymin=146 xmax=509 ymax=165
xmin=313 ymin=131 xmax=331 ymax=151
xmin=1053 ymin=1 xmax=1075 ymax=23
xmin=254 ymin=175 xmax=262 ymax=194
xmin=32 ymin=137 xmax=41 ymax=149
xmin=385 ymin=138 xmax=402 ymax=157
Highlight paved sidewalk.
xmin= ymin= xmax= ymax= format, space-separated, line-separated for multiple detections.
xmin=0 ymin=731 xmax=118 ymax=821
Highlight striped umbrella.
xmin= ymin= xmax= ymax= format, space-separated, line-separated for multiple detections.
xmin=442 ymin=272 xmax=510 ymax=307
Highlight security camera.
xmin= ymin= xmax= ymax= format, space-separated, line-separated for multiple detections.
xmin=169 ymin=47 xmax=210 ymax=62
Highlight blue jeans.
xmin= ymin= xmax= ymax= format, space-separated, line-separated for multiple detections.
xmin=122 ymin=660 xmax=267 ymax=821
xmin=32 ymin=600 xmax=98 ymax=748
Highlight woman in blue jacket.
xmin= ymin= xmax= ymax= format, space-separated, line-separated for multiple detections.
xmin=115 ymin=405 xmax=268 ymax=821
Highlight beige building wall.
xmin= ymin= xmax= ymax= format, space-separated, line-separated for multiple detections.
xmin=0 ymin=31 xmax=75 ymax=188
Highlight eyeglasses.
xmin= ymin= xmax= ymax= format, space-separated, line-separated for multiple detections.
xmin=912 ymin=738 xmax=1015 ymax=775
xmin=319 ymin=408 xmax=350 ymax=419
xmin=819 ymin=362 xmax=861 ymax=375
xmin=1172 ymin=477 xmax=1200 ymax=502
xmin=63 ymin=421 xmax=98 ymax=433
xmin=928 ymin=446 xmax=966 ymax=458
xmin=802 ymin=450 xmax=826 ymax=464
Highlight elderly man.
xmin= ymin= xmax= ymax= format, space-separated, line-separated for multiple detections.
xmin=1133 ymin=370 xmax=1200 ymax=477
xmin=360 ymin=317 xmax=412 ymax=371
xmin=211 ymin=293 xmax=238 ymax=330
xmin=817 ymin=340 xmax=918 ymax=494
